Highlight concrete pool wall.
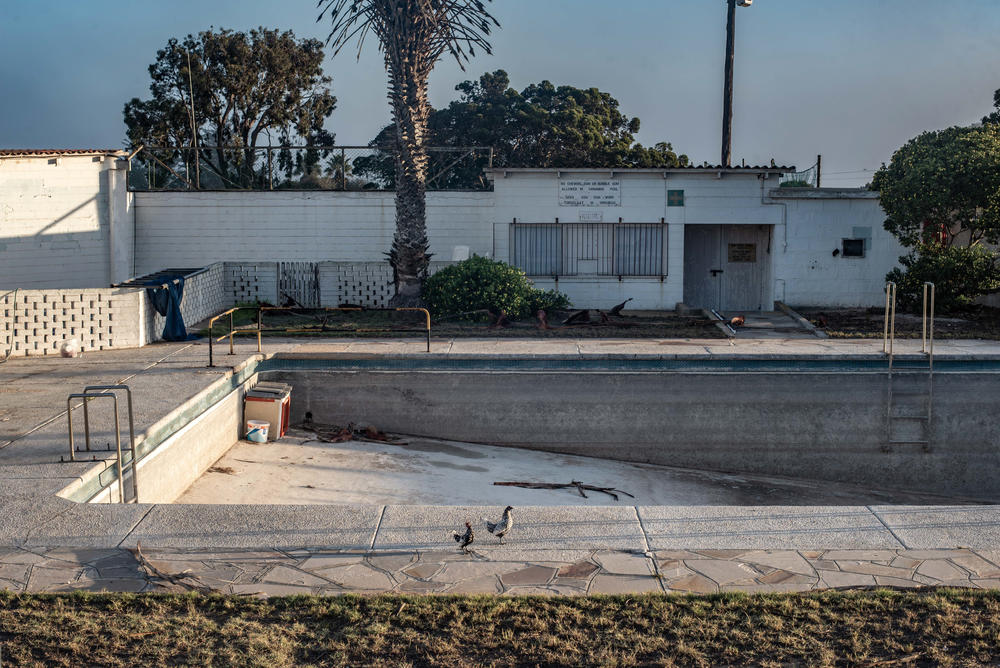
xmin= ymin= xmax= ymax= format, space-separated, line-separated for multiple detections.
xmin=263 ymin=368 xmax=1000 ymax=501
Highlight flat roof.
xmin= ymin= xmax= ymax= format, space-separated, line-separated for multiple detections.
xmin=0 ymin=148 xmax=127 ymax=158
xmin=488 ymin=165 xmax=795 ymax=176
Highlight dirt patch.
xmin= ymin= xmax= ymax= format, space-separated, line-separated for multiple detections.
xmin=796 ymin=306 xmax=1000 ymax=340
xmin=205 ymin=308 xmax=726 ymax=340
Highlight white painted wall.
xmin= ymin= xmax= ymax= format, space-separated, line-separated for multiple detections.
xmin=490 ymin=170 xmax=785 ymax=309
xmin=769 ymin=190 xmax=903 ymax=307
xmin=1 ymin=161 xmax=903 ymax=311
xmin=133 ymin=190 xmax=494 ymax=275
xmin=0 ymin=154 xmax=131 ymax=288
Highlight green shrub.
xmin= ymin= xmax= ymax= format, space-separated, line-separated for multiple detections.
xmin=886 ymin=243 xmax=1000 ymax=312
xmin=778 ymin=179 xmax=811 ymax=188
xmin=422 ymin=256 xmax=570 ymax=320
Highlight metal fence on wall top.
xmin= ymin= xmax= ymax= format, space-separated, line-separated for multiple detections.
xmin=127 ymin=145 xmax=493 ymax=192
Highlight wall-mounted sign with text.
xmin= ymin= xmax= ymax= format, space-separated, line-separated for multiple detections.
xmin=558 ymin=179 xmax=621 ymax=207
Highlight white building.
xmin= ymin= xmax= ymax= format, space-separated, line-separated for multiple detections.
xmin=1 ymin=151 xmax=902 ymax=315
xmin=488 ymin=168 xmax=900 ymax=311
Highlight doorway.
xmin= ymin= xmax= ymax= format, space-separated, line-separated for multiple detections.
xmin=683 ymin=224 xmax=771 ymax=311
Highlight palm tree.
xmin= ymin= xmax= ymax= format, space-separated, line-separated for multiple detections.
xmin=319 ymin=0 xmax=499 ymax=305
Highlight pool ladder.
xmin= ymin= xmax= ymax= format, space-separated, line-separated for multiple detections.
xmin=882 ymin=282 xmax=935 ymax=453
xmin=62 ymin=384 xmax=139 ymax=503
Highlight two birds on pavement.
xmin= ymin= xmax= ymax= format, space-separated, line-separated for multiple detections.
xmin=452 ymin=506 xmax=514 ymax=552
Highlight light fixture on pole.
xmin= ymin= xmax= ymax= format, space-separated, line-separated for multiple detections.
xmin=721 ymin=0 xmax=752 ymax=167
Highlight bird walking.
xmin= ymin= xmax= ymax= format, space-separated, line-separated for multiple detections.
xmin=608 ymin=297 xmax=633 ymax=317
xmin=483 ymin=506 xmax=514 ymax=545
xmin=452 ymin=521 xmax=474 ymax=552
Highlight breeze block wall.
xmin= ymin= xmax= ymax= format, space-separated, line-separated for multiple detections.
xmin=0 ymin=287 xmax=143 ymax=356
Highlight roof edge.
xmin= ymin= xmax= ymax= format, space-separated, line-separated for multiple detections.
xmin=487 ymin=166 xmax=794 ymax=175
xmin=767 ymin=187 xmax=879 ymax=199
xmin=0 ymin=149 xmax=127 ymax=158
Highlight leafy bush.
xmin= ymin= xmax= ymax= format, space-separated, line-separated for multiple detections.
xmin=886 ymin=244 xmax=1000 ymax=312
xmin=422 ymin=256 xmax=570 ymax=320
xmin=778 ymin=179 xmax=811 ymax=188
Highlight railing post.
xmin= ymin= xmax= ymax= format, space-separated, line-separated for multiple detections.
xmin=922 ymin=282 xmax=936 ymax=355
xmin=208 ymin=317 xmax=214 ymax=367
xmin=883 ymin=281 xmax=898 ymax=371
xmin=257 ymin=306 xmax=263 ymax=353
xmin=268 ymin=147 xmax=273 ymax=190
xmin=923 ymin=281 xmax=935 ymax=363
xmin=229 ymin=311 xmax=235 ymax=355
xmin=341 ymin=147 xmax=347 ymax=191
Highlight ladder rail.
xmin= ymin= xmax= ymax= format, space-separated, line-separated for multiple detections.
xmin=64 ymin=384 xmax=138 ymax=503
xmin=922 ymin=282 xmax=935 ymax=428
xmin=884 ymin=282 xmax=897 ymax=445
xmin=84 ymin=385 xmax=138 ymax=503
xmin=67 ymin=392 xmax=125 ymax=503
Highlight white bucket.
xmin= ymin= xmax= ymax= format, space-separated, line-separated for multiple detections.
xmin=246 ymin=420 xmax=270 ymax=443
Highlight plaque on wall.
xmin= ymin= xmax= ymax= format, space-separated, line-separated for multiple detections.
xmin=578 ymin=210 xmax=604 ymax=222
xmin=558 ymin=179 xmax=621 ymax=207
xmin=728 ymin=243 xmax=756 ymax=263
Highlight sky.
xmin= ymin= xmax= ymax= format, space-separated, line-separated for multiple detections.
xmin=1 ymin=0 xmax=998 ymax=187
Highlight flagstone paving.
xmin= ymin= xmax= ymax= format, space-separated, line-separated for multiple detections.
xmin=2 ymin=546 xmax=1000 ymax=596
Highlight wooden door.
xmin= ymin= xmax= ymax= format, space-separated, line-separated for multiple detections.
xmin=720 ymin=225 xmax=768 ymax=311
xmin=683 ymin=225 xmax=722 ymax=309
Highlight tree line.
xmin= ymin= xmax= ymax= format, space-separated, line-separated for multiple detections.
xmin=124 ymin=28 xmax=687 ymax=191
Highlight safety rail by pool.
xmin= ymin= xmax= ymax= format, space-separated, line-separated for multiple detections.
xmin=63 ymin=384 xmax=138 ymax=503
xmin=207 ymin=306 xmax=432 ymax=366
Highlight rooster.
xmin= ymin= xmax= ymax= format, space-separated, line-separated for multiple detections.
xmin=483 ymin=506 xmax=514 ymax=545
xmin=452 ymin=521 xmax=474 ymax=552
xmin=730 ymin=315 xmax=745 ymax=328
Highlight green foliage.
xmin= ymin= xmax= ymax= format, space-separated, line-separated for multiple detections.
xmin=124 ymin=27 xmax=336 ymax=188
xmin=355 ymin=70 xmax=688 ymax=189
xmin=422 ymin=256 xmax=570 ymax=319
xmin=779 ymin=180 xmax=811 ymax=188
xmin=982 ymin=88 xmax=1000 ymax=126
xmin=871 ymin=124 xmax=1000 ymax=247
xmin=887 ymin=244 xmax=1000 ymax=312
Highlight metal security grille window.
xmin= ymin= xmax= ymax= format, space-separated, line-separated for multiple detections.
xmin=511 ymin=222 xmax=666 ymax=278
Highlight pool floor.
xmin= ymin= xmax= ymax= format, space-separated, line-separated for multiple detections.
xmin=176 ymin=429 xmax=967 ymax=506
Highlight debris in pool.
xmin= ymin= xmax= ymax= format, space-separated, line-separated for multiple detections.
xmin=297 ymin=421 xmax=408 ymax=445
xmin=494 ymin=480 xmax=635 ymax=502
xmin=303 ymin=484 xmax=315 ymax=489
xmin=208 ymin=466 xmax=236 ymax=475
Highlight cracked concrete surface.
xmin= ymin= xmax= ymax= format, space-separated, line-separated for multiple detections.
xmin=2 ymin=545 xmax=998 ymax=596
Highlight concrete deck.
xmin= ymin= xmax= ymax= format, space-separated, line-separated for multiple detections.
xmin=3 ymin=334 xmax=1000 ymax=594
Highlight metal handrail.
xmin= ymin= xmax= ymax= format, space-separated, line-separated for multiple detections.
xmin=207 ymin=305 xmax=433 ymax=366
xmin=207 ymin=307 xmax=242 ymax=367
xmin=85 ymin=385 xmax=138 ymax=503
xmin=883 ymin=281 xmax=897 ymax=367
xmin=64 ymin=384 xmax=139 ymax=503
xmin=922 ymin=282 xmax=935 ymax=363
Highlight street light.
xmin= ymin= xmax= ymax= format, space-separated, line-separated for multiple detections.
xmin=721 ymin=0 xmax=752 ymax=166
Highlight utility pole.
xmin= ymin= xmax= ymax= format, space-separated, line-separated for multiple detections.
xmin=721 ymin=0 xmax=752 ymax=167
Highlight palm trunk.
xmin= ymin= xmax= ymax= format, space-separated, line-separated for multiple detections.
xmin=387 ymin=61 xmax=431 ymax=306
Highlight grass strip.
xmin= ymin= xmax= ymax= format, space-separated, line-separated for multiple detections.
xmin=2 ymin=590 xmax=999 ymax=666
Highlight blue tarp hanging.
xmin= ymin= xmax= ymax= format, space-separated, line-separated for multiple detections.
xmin=145 ymin=276 xmax=196 ymax=341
